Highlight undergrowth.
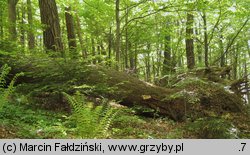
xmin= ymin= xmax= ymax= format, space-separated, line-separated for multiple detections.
xmin=0 ymin=64 xmax=23 ymax=111
xmin=185 ymin=117 xmax=238 ymax=139
xmin=63 ymin=92 xmax=118 ymax=138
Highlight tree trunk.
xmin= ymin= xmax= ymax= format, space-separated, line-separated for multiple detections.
xmin=75 ymin=13 xmax=87 ymax=58
xmin=162 ymin=21 xmax=172 ymax=75
xmin=65 ymin=6 xmax=77 ymax=58
xmin=219 ymin=32 xmax=225 ymax=68
xmin=185 ymin=13 xmax=195 ymax=69
xmin=244 ymin=49 xmax=250 ymax=105
xmin=202 ymin=11 xmax=209 ymax=67
xmin=232 ymin=45 xmax=238 ymax=80
xmin=27 ymin=0 xmax=35 ymax=49
xmin=115 ymin=0 xmax=121 ymax=70
xmin=19 ymin=1 xmax=25 ymax=46
xmin=125 ymin=6 xmax=129 ymax=69
xmin=38 ymin=0 xmax=63 ymax=53
xmin=145 ymin=44 xmax=151 ymax=82
xmin=108 ymin=27 xmax=112 ymax=66
xmin=195 ymin=25 xmax=202 ymax=65
xmin=0 ymin=8 xmax=3 ymax=39
xmin=91 ymin=38 xmax=96 ymax=64
xmin=8 ymin=0 xmax=18 ymax=41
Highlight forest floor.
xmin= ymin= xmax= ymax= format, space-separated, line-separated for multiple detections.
xmin=0 ymin=98 xmax=249 ymax=139
xmin=0 ymin=101 xmax=185 ymax=139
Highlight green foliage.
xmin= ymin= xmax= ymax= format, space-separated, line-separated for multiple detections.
xmin=0 ymin=40 xmax=23 ymax=55
xmin=63 ymin=92 xmax=118 ymax=138
xmin=0 ymin=64 xmax=11 ymax=88
xmin=0 ymin=64 xmax=23 ymax=111
xmin=0 ymin=102 xmax=70 ymax=138
xmin=186 ymin=117 xmax=238 ymax=139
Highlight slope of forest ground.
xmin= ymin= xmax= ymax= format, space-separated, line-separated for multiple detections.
xmin=1 ymin=54 xmax=250 ymax=139
xmin=1 ymin=100 xmax=249 ymax=139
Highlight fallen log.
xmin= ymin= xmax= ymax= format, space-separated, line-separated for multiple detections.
xmin=0 ymin=56 xmax=246 ymax=121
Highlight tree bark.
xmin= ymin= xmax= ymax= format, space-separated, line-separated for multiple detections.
xmin=91 ymin=38 xmax=96 ymax=64
xmin=19 ymin=1 xmax=25 ymax=46
xmin=0 ymin=8 xmax=3 ymax=39
xmin=8 ymin=0 xmax=18 ymax=41
xmin=163 ymin=23 xmax=172 ymax=75
xmin=219 ymin=33 xmax=225 ymax=67
xmin=27 ymin=0 xmax=35 ymax=49
xmin=232 ymin=45 xmax=238 ymax=80
xmin=125 ymin=6 xmax=129 ymax=69
xmin=202 ymin=11 xmax=209 ymax=67
xmin=38 ymin=0 xmax=63 ymax=53
xmin=115 ymin=0 xmax=121 ymax=70
xmin=244 ymin=51 xmax=250 ymax=105
xmin=108 ymin=27 xmax=112 ymax=66
xmin=195 ymin=23 xmax=202 ymax=65
xmin=185 ymin=13 xmax=195 ymax=69
xmin=65 ymin=6 xmax=77 ymax=57
xmin=75 ymin=13 xmax=87 ymax=58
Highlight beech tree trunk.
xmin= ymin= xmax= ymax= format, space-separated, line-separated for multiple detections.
xmin=125 ymin=6 xmax=129 ymax=69
xmin=185 ymin=13 xmax=195 ymax=69
xmin=115 ymin=0 xmax=121 ymax=70
xmin=163 ymin=33 xmax=171 ymax=74
xmin=19 ymin=1 xmax=25 ymax=46
xmin=202 ymin=11 xmax=209 ymax=67
xmin=38 ymin=0 xmax=63 ymax=53
xmin=65 ymin=6 xmax=77 ymax=57
xmin=8 ymin=0 xmax=18 ymax=41
xmin=0 ymin=8 xmax=3 ymax=39
xmin=27 ymin=0 xmax=35 ymax=49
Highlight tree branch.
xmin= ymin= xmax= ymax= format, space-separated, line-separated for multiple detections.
xmin=121 ymin=5 xmax=192 ymax=33
xmin=207 ymin=10 xmax=224 ymax=45
xmin=212 ymin=18 xmax=249 ymax=65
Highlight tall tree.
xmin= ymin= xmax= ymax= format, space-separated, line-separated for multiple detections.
xmin=162 ymin=21 xmax=172 ymax=75
xmin=185 ymin=13 xmax=195 ymax=69
xmin=27 ymin=0 xmax=35 ymax=49
xmin=115 ymin=0 xmax=121 ymax=70
xmin=38 ymin=0 xmax=63 ymax=53
xmin=219 ymin=32 xmax=225 ymax=67
xmin=8 ymin=0 xmax=18 ymax=41
xmin=0 ymin=2 xmax=3 ymax=39
xmin=19 ymin=1 xmax=25 ymax=46
xmin=124 ymin=6 xmax=129 ymax=69
xmin=65 ymin=6 xmax=77 ymax=57
xmin=202 ymin=10 xmax=209 ymax=67
xmin=75 ymin=9 xmax=87 ymax=58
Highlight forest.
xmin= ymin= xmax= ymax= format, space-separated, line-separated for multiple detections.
xmin=0 ymin=0 xmax=250 ymax=139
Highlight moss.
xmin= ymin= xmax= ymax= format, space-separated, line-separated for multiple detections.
xmin=185 ymin=117 xmax=237 ymax=139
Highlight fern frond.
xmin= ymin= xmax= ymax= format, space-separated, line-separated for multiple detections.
xmin=0 ymin=64 xmax=11 ymax=89
xmin=63 ymin=92 xmax=118 ymax=138
xmin=0 ymin=64 xmax=23 ymax=111
xmin=4 ymin=72 xmax=24 ymax=98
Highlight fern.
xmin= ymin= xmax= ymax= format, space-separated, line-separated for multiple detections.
xmin=0 ymin=64 xmax=11 ymax=88
xmin=63 ymin=92 xmax=118 ymax=138
xmin=0 ymin=64 xmax=23 ymax=111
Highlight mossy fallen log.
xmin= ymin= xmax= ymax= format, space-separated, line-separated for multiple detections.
xmin=0 ymin=56 xmax=247 ymax=121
